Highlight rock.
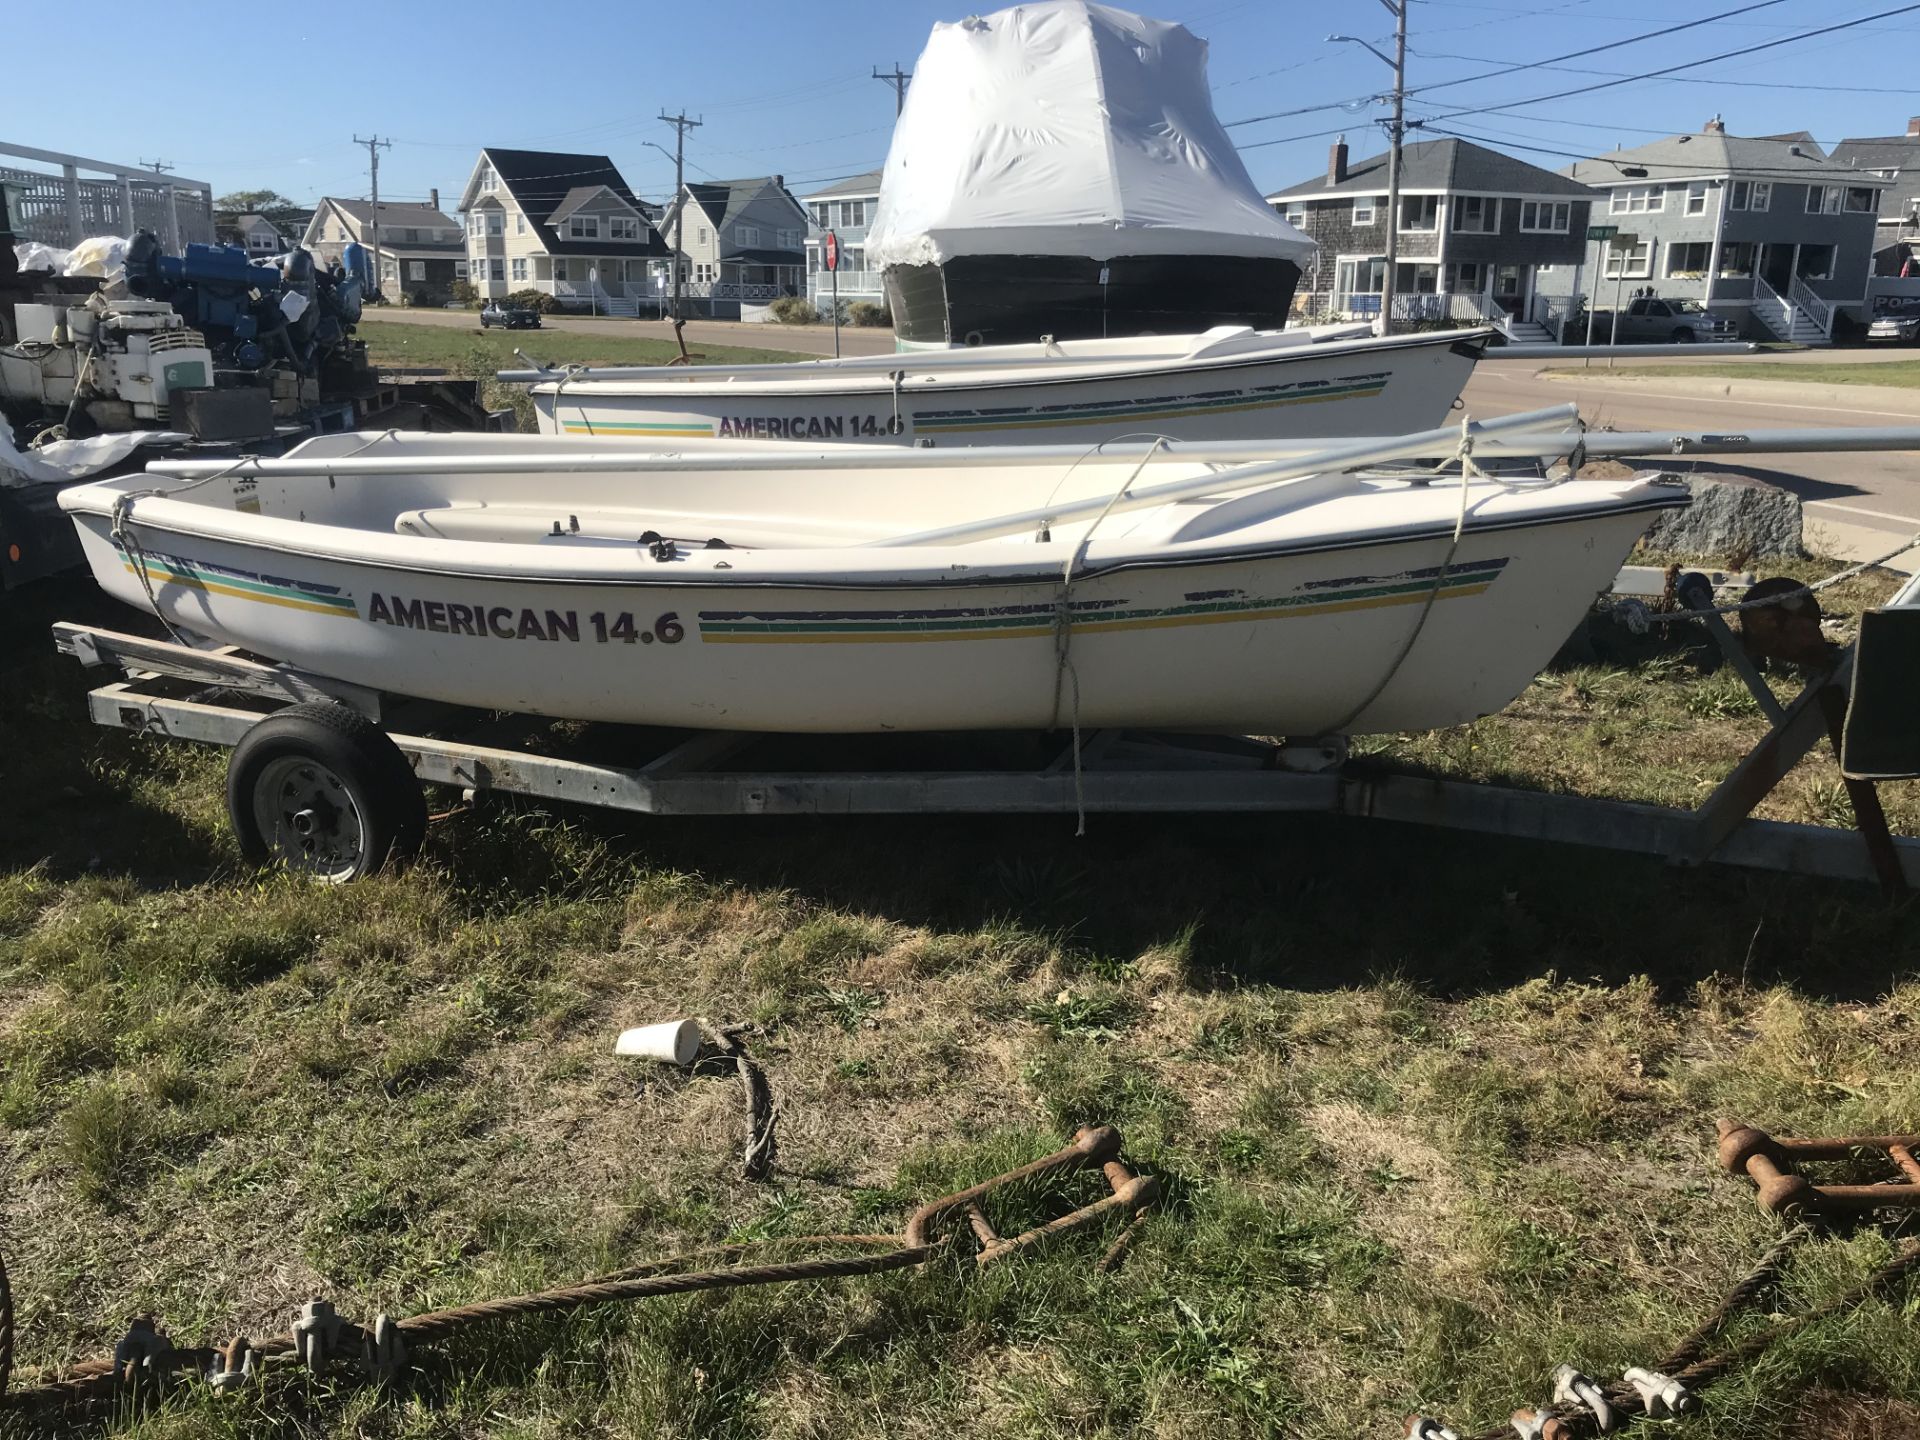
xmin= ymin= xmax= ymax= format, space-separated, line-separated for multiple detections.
xmin=1629 ymin=469 xmax=1804 ymax=562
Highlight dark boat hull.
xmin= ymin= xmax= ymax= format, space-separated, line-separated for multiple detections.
xmin=885 ymin=253 xmax=1304 ymax=348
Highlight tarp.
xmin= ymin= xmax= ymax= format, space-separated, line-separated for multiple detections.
xmin=0 ymin=426 xmax=187 ymax=489
xmin=865 ymin=0 xmax=1314 ymax=270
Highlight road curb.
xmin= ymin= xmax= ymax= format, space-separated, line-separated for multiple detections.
xmin=1535 ymin=370 xmax=1920 ymax=415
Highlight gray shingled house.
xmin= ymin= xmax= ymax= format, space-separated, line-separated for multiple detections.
xmin=1831 ymin=119 xmax=1920 ymax=276
xmin=1267 ymin=137 xmax=1595 ymax=340
xmin=1562 ymin=120 xmax=1887 ymax=343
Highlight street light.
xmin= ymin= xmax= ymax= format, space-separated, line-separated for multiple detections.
xmin=1330 ymin=2 xmax=1407 ymax=336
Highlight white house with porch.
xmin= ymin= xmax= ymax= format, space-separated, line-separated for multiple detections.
xmin=456 ymin=148 xmax=671 ymax=314
xmin=659 ymin=176 xmax=808 ymax=317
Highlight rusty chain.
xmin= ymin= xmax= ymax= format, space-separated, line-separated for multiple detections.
xmin=0 ymin=1126 xmax=1154 ymax=1414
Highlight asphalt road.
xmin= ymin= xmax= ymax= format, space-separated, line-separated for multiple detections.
xmin=1463 ymin=357 xmax=1920 ymax=566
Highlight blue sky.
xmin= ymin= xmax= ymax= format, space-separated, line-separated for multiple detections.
xmin=8 ymin=0 xmax=1914 ymax=212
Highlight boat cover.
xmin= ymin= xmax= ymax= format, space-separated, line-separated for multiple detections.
xmin=865 ymin=0 xmax=1315 ymax=270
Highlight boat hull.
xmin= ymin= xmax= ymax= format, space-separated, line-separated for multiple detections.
xmin=534 ymin=332 xmax=1480 ymax=447
xmin=69 ymin=504 xmax=1657 ymax=736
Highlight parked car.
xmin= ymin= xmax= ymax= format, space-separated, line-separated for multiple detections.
xmin=479 ymin=300 xmax=542 ymax=330
xmin=1583 ymin=295 xmax=1740 ymax=344
xmin=1867 ymin=312 xmax=1920 ymax=343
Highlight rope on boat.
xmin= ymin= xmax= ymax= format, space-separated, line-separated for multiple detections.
xmin=1051 ymin=437 xmax=1171 ymax=835
xmin=1321 ymin=415 xmax=1488 ymax=737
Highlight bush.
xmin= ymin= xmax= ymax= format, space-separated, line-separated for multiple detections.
xmin=449 ymin=279 xmax=479 ymax=308
xmin=409 ymin=288 xmax=434 ymax=308
xmin=847 ymin=300 xmax=892 ymax=328
xmin=768 ymin=296 xmax=821 ymax=325
xmin=508 ymin=289 xmax=564 ymax=314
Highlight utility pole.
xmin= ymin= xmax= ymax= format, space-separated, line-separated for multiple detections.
xmin=139 ymin=160 xmax=179 ymax=251
xmin=1380 ymin=0 xmax=1407 ymax=337
xmin=659 ymin=111 xmax=702 ymax=320
xmin=873 ymin=63 xmax=912 ymax=116
xmin=140 ymin=159 xmax=173 ymax=175
xmin=354 ymin=134 xmax=392 ymax=297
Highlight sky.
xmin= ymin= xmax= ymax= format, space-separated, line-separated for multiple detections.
xmin=6 ymin=0 xmax=1916 ymax=214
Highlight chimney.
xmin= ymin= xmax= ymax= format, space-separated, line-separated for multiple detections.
xmin=430 ymin=186 xmax=440 ymax=210
xmin=773 ymin=174 xmax=784 ymax=188
xmin=1328 ymin=135 xmax=1349 ymax=186
xmin=1704 ymin=115 xmax=1724 ymax=134
xmin=1909 ymin=116 xmax=1920 ymax=137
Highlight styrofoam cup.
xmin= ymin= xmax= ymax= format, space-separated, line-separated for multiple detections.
xmin=614 ymin=1019 xmax=701 ymax=1066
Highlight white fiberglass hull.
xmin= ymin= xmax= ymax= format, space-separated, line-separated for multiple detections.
xmin=529 ymin=328 xmax=1484 ymax=447
xmin=62 ymin=461 xmax=1677 ymax=737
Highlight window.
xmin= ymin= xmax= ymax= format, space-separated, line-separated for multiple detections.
xmin=1334 ymin=256 xmax=1385 ymax=309
xmin=510 ymin=257 xmax=527 ymax=281
xmin=1400 ymin=195 xmax=1438 ymax=231
xmin=1685 ymin=182 xmax=1708 ymax=216
xmin=483 ymin=212 xmax=502 ymax=236
xmin=1352 ymin=197 xmax=1377 ymax=225
xmin=1444 ymin=261 xmax=1483 ymax=292
xmin=1517 ymin=200 xmax=1569 ymax=233
xmin=1452 ymin=195 xmax=1500 ymax=233
xmin=1609 ymin=185 xmax=1663 ymax=215
xmin=336 ymin=225 xmax=348 ymax=242
xmin=454 ymin=260 xmax=468 ymax=278
xmin=1806 ymin=185 xmax=1843 ymax=215
xmin=609 ymin=216 xmax=641 ymax=240
xmin=811 ymin=202 xmax=831 ymax=226
xmin=1280 ymin=201 xmax=1307 ymax=227
xmin=1603 ymin=238 xmax=1654 ymax=279
xmin=1845 ymin=186 xmax=1877 ymax=213
xmin=487 ymin=258 xmax=504 ymax=281
xmin=738 ymin=225 xmax=761 ymax=246
xmin=1396 ymin=261 xmax=1439 ymax=293
xmin=408 ymin=260 xmax=426 ymax=281
xmin=1666 ymin=242 xmax=1711 ymax=277
xmin=1796 ymin=244 xmax=1835 ymax=280
xmin=554 ymin=259 xmax=569 ymax=282
xmin=515 ymin=214 xmax=526 ymax=234
xmin=569 ymin=215 xmax=599 ymax=239
xmin=1728 ymin=180 xmax=1771 ymax=212
xmin=1717 ymin=242 xmax=1754 ymax=277
xmin=696 ymin=226 xmax=709 ymax=245
xmin=836 ymin=200 xmax=866 ymax=227
xmin=402 ymin=228 xmax=418 ymax=243
xmin=695 ymin=261 xmax=715 ymax=283
xmin=479 ymin=166 xmax=497 ymax=193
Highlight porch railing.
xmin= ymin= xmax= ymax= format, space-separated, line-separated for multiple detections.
xmin=1789 ymin=276 xmax=1836 ymax=336
xmin=1752 ymin=276 xmax=1799 ymax=337
xmin=1383 ymin=291 xmax=1507 ymax=325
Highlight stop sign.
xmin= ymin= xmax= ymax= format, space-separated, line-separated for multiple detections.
xmin=823 ymin=230 xmax=840 ymax=272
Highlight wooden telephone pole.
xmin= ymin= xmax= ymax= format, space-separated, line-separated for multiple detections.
xmin=873 ymin=63 xmax=912 ymax=116
xmin=353 ymin=134 xmax=393 ymax=295
xmin=659 ymin=111 xmax=703 ymax=320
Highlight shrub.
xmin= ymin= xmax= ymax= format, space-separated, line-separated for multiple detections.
xmin=768 ymin=296 xmax=821 ymax=325
xmin=449 ymin=279 xmax=479 ymax=307
xmin=409 ymin=288 xmax=434 ymax=308
xmin=508 ymin=289 xmax=563 ymax=314
xmin=847 ymin=300 xmax=892 ymax=328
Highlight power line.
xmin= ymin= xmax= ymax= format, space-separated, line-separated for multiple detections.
xmin=1408 ymin=47 xmax=1920 ymax=93
xmin=1418 ymin=122 xmax=1895 ymax=180
xmin=873 ymin=63 xmax=912 ymax=116
xmin=1419 ymin=2 xmax=1920 ymax=124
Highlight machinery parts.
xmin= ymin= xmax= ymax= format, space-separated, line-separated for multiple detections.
xmin=1717 ymin=1119 xmax=1920 ymax=1218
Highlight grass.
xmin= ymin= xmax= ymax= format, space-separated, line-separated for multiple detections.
xmin=1546 ymin=358 xmax=1920 ymax=389
xmin=356 ymin=319 xmax=810 ymax=374
xmin=0 ymin=566 xmax=1917 ymax=1439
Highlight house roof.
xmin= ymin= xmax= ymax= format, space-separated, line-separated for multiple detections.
xmin=236 ymin=213 xmax=282 ymax=232
xmin=327 ymin=197 xmax=460 ymax=231
xmin=1832 ymin=135 xmax=1920 ymax=224
xmin=1560 ymin=131 xmax=1888 ymax=186
xmin=678 ymin=177 xmax=805 ymax=235
xmin=467 ymin=149 xmax=669 ymax=257
xmin=547 ymin=184 xmax=642 ymax=226
xmin=803 ymin=169 xmax=883 ymax=202
xmin=1268 ymin=138 xmax=1593 ymax=200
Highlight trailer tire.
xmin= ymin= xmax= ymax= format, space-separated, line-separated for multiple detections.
xmin=226 ymin=702 xmax=426 ymax=882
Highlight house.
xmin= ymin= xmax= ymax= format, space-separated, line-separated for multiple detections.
xmin=456 ymin=149 xmax=671 ymax=314
xmin=302 ymin=194 xmax=465 ymax=306
xmin=1831 ymin=118 xmax=1920 ymax=275
xmin=223 ymin=213 xmax=294 ymax=257
xmin=1563 ymin=119 xmax=1889 ymax=342
xmin=1266 ymin=137 xmax=1595 ymax=339
xmin=801 ymin=170 xmax=885 ymax=311
xmin=659 ymin=176 xmax=808 ymax=318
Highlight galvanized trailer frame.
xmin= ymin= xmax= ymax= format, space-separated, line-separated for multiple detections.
xmin=51 ymin=622 xmax=1920 ymax=887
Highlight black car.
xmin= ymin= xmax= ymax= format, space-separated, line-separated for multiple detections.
xmin=479 ymin=300 xmax=542 ymax=330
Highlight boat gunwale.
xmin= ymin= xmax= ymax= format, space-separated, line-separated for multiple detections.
xmin=527 ymin=329 xmax=1492 ymax=402
xmin=65 ymin=488 xmax=1687 ymax=594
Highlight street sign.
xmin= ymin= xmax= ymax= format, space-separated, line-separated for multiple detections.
xmin=823 ymin=230 xmax=840 ymax=272
xmin=1586 ymin=225 xmax=1618 ymax=240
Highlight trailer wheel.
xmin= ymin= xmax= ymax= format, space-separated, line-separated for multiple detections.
xmin=226 ymin=703 xmax=426 ymax=882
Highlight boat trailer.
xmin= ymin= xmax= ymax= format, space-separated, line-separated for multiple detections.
xmin=49 ymin=576 xmax=1920 ymax=886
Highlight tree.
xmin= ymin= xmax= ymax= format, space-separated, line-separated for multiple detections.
xmin=214 ymin=190 xmax=305 ymax=224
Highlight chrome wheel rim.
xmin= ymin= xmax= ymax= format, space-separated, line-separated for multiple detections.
xmin=252 ymin=756 xmax=367 ymax=882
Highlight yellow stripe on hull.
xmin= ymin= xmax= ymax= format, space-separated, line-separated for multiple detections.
xmin=123 ymin=562 xmax=355 ymax=618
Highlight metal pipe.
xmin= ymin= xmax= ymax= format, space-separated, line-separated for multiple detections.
xmin=144 ymin=418 xmax=1920 ymax=484
xmin=870 ymin=406 xmax=1580 ymax=549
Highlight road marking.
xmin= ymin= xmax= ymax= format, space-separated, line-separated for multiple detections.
xmin=1477 ymin=374 xmax=1920 ymax=421
xmin=1805 ymin=500 xmax=1920 ymax=525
